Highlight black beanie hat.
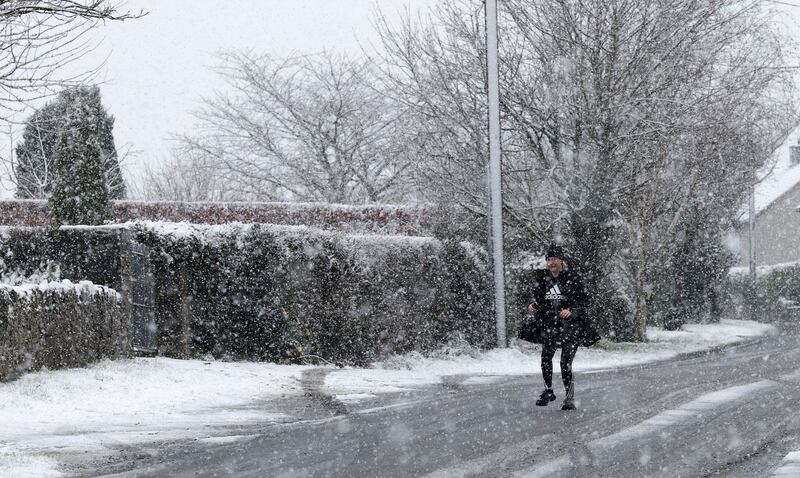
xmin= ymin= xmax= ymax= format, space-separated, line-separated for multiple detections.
xmin=546 ymin=242 xmax=564 ymax=260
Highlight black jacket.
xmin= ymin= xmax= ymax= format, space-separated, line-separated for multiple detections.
xmin=519 ymin=268 xmax=599 ymax=346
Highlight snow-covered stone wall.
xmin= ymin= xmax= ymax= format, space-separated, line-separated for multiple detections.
xmin=0 ymin=280 xmax=128 ymax=381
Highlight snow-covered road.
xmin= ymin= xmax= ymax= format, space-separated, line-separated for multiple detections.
xmin=0 ymin=319 xmax=788 ymax=477
xmin=100 ymin=325 xmax=800 ymax=477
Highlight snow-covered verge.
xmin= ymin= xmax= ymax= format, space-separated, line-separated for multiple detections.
xmin=0 ymin=319 xmax=774 ymax=477
xmin=325 ymin=319 xmax=774 ymax=396
xmin=729 ymin=260 xmax=800 ymax=277
xmin=0 ymin=359 xmax=313 ymax=477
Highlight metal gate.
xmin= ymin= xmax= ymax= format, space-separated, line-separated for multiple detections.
xmin=130 ymin=240 xmax=157 ymax=354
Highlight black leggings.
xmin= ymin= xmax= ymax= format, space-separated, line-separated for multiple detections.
xmin=541 ymin=341 xmax=579 ymax=399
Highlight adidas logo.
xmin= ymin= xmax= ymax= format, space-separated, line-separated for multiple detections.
xmin=545 ymin=285 xmax=563 ymax=300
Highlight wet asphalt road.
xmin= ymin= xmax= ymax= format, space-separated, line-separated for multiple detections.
xmin=92 ymin=322 xmax=800 ymax=478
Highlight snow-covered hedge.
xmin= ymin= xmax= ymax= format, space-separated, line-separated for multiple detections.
xmin=726 ymin=263 xmax=800 ymax=320
xmin=0 ymin=280 xmax=128 ymax=381
xmin=0 ymin=199 xmax=436 ymax=236
xmin=134 ymin=222 xmax=493 ymax=365
xmin=1 ymin=226 xmax=124 ymax=289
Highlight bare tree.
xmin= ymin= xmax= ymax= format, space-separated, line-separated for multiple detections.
xmin=171 ymin=50 xmax=414 ymax=204
xmin=517 ymin=0 xmax=796 ymax=341
xmin=374 ymin=0 xmax=583 ymax=243
xmin=377 ymin=0 xmax=797 ymax=340
xmin=135 ymin=150 xmax=237 ymax=203
xmin=0 ymin=1 xmax=144 ymax=117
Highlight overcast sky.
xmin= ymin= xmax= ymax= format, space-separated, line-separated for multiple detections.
xmin=4 ymin=0 xmax=800 ymax=198
xmin=4 ymin=0 xmax=438 ymax=196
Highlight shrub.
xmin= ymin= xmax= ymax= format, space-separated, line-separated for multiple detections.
xmin=49 ymin=92 xmax=113 ymax=225
xmin=725 ymin=265 xmax=800 ymax=321
xmin=135 ymin=223 xmax=493 ymax=365
xmin=589 ymin=287 xmax=634 ymax=341
xmin=0 ymin=227 xmax=123 ymax=288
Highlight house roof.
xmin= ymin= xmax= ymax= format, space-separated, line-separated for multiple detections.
xmin=740 ymin=123 xmax=800 ymax=222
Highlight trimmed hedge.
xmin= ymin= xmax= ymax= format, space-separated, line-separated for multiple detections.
xmin=0 ymin=199 xmax=436 ymax=236
xmin=1 ymin=227 xmax=124 ymax=289
xmin=0 ymin=222 xmax=495 ymax=365
xmin=0 ymin=281 xmax=128 ymax=381
xmin=134 ymin=223 xmax=493 ymax=365
xmin=726 ymin=264 xmax=800 ymax=320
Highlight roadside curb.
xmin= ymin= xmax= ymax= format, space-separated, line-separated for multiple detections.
xmin=672 ymin=335 xmax=768 ymax=361
xmin=671 ymin=323 xmax=784 ymax=361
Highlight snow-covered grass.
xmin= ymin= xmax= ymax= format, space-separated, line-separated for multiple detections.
xmin=729 ymin=260 xmax=800 ymax=277
xmin=0 ymin=359 xmax=311 ymax=477
xmin=0 ymin=319 xmax=775 ymax=477
xmin=325 ymin=319 xmax=774 ymax=397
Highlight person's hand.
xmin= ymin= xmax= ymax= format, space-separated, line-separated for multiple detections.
xmin=559 ymin=309 xmax=572 ymax=320
xmin=527 ymin=303 xmax=538 ymax=315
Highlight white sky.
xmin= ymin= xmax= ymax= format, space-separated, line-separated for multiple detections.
xmin=3 ymin=0 xmax=800 ymax=198
xmin=2 ymin=0 xmax=439 ymax=197
xmin=79 ymin=1 xmax=800 ymax=190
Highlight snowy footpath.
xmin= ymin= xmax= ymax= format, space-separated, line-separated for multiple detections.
xmin=0 ymin=319 xmax=776 ymax=477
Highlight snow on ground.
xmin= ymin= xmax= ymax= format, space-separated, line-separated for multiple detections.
xmin=0 ymin=319 xmax=775 ymax=477
xmin=729 ymin=260 xmax=800 ymax=277
xmin=0 ymin=359 xmax=310 ymax=477
xmin=772 ymin=451 xmax=800 ymax=477
xmin=325 ymin=319 xmax=774 ymax=398
xmin=517 ymin=380 xmax=780 ymax=478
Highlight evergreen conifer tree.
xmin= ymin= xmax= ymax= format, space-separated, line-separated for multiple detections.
xmin=49 ymin=95 xmax=112 ymax=225
xmin=15 ymin=86 xmax=126 ymax=199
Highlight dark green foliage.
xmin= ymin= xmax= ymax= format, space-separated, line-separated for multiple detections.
xmin=724 ymin=265 xmax=800 ymax=322
xmin=439 ymin=242 xmax=495 ymax=346
xmin=506 ymin=258 xmax=533 ymax=342
xmin=15 ymin=86 xmax=126 ymax=200
xmin=1 ymin=224 xmax=495 ymax=365
xmin=49 ymin=93 xmax=112 ymax=225
xmin=356 ymin=241 xmax=443 ymax=355
xmin=650 ymin=220 xmax=734 ymax=330
xmin=588 ymin=285 xmax=634 ymax=341
xmin=2 ymin=228 xmax=123 ymax=289
xmin=569 ymin=213 xmax=615 ymax=298
xmin=136 ymin=225 xmax=493 ymax=365
xmin=757 ymin=266 xmax=800 ymax=308
xmin=0 ymin=284 xmax=129 ymax=381
xmin=568 ymin=214 xmax=633 ymax=340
